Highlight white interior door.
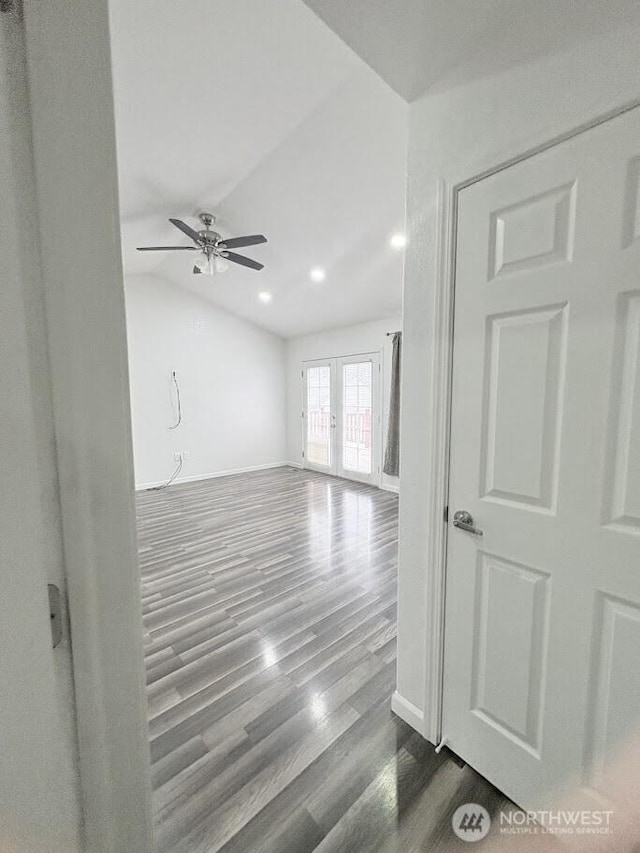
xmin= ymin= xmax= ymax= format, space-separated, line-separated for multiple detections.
xmin=336 ymin=354 xmax=380 ymax=485
xmin=303 ymin=360 xmax=336 ymax=474
xmin=443 ymin=107 xmax=640 ymax=814
xmin=1 ymin=13 xmax=81 ymax=852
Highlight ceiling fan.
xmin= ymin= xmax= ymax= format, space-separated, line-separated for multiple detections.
xmin=136 ymin=212 xmax=267 ymax=275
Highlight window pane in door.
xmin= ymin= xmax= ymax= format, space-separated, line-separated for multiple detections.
xmin=306 ymin=365 xmax=331 ymax=466
xmin=342 ymin=361 xmax=372 ymax=474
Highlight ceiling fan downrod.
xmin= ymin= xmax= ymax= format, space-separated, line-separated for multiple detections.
xmin=198 ymin=212 xmax=222 ymax=252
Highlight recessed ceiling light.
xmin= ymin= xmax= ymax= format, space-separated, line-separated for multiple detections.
xmin=258 ymin=291 xmax=272 ymax=304
xmin=309 ymin=267 xmax=326 ymax=282
xmin=390 ymin=233 xmax=407 ymax=250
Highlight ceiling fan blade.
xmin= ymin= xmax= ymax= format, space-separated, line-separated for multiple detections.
xmin=136 ymin=246 xmax=198 ymax=251
xmin=222 ymin=251 xmax=264 ymax=271
xmin=193 ymin=265 xmax=202 ymax=275
xmin=169 ymin=218 xmax=202 ymax=244
xmin=218 ymin=235 xmax=267 ymax=249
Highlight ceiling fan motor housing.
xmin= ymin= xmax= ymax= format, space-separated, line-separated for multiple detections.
xmin=198 ymin=212 xmax=224 ymax=250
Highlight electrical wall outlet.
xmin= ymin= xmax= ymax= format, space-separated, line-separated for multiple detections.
xmin=173 ymin=451 xmax=189 ymax=461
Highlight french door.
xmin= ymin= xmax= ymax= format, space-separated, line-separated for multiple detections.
xmin=303 ymin=353 xmax=380 ymax=486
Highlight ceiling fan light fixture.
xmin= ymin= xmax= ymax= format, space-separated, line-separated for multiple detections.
xmin=193 ymin=253 xmax=214 ymax=275
xmin=137 ymin=215 xmax=267 ymax=274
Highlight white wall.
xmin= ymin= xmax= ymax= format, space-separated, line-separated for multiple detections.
xmin=286 ymin=316 xmax=402 ymax=491
xmin=397 ymin=23 xmax=640 ymax=731
xmin=0 ymin=10 xmax=82 ymax=850
xmin=126 ymin=274 xmax=287 ymax=488
xmin=127 ymin=278 xmax=400 ymax=492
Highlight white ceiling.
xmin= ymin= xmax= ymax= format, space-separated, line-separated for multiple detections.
xmin=109 ymin=0 xmax=407 ymax=338
xmin=110 ymin=0 xmax=640 ymax=339
xmin=302 ymin=0 xmax=640 ymax=101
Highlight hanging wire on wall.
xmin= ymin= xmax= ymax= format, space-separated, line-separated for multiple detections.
xmin=168 ymin=370 xmax=182 ymax=430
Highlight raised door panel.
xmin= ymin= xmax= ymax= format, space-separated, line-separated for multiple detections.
xmin=471 ymin=553 xmax=550 ymax=756
xmin=585 ymin=594 xmax=640 ymax=791
xmin=480 ymin=304 xmax=568 ymax=512
xmin=605 ymin=292 xmax=640 ymax=534
xmin=488 ymin=182 xmax=576 ymax=280
xmin=622 ymin=158 xmax=640 ymax=248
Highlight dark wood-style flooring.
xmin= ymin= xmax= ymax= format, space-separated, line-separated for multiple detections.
xmin=137 ymin=467 xmax=509 ymax=853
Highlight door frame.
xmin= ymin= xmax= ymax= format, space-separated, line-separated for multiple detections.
xmin=420 ymin=96 xmax=640 ymax=748
xmin=22 ymin=2 xmax=154 ymax=851
xmin=301 ymin=352 xmax=382 ymax=487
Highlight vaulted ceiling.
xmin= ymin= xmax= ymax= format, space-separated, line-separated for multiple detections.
xmin=302 ymin=0 xmax=640 ymax=101
xmin=110 ymin=0 xmax=640 ymax=338
xmin=109 ymin=0 xmax=407 ymax=338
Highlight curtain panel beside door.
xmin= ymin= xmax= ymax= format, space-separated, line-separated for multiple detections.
xmin=383 ymin=332 xmax=401 ymax=477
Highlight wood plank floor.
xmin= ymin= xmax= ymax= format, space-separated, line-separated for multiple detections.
xmin=136 ymin=467 xmax=511 ymax=853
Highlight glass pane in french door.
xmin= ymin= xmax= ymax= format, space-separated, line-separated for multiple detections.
xmin=306 ymin=365 xmax=332 ymax=467
xmin=342 ymin=361 xmax=373 ymax=474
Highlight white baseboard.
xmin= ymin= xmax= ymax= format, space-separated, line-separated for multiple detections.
xmin=137 ymin=459 xmax=394 ymax=492
xmin=135 ymin=460 xmax=398 ymax=490
xmin=391 ymin=691 xmax=425 ymax=734
xmin=287 ymin=459 xmax=399 ymax=492
xmin=136 ymin=461 xmax=297 ymax=491
xmin=380 ymin=482 xmax=399 ymax=494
